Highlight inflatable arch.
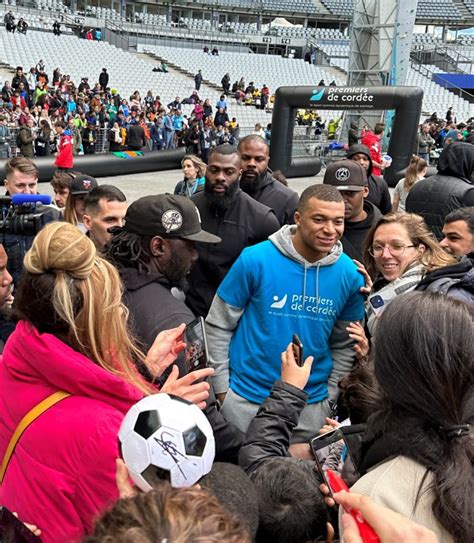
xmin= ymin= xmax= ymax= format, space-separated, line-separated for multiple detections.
xmin=269 ymin=86 xmax=423 ymax=187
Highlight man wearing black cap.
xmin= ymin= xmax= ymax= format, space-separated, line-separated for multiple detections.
xmin=106 ymin=194 xmax=244 ymax=462
xmin=106 ymin=194 xmax=221 ymax=357
xmin=186 ymin=144 xmax=280 ymax=317
xmin=346 ymin=144 xmax=391 ymax=215
xmin=323 ymin=159 xmax=381 ymax=263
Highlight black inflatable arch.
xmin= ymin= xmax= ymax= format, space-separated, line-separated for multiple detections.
xmin=0 ymin=147 xmax=186 ymax=183
xmin=269 ymin=86 xmax=423 ymax=187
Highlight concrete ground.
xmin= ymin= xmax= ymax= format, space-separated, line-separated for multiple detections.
xmin=38 ymin=168 xmax=326 ymax=203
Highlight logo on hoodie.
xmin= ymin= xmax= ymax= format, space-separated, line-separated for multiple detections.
xmin=310 ymin=88 xmax=325 ymax=102
xmin=270 ymin=294 xmax=287 ymax=309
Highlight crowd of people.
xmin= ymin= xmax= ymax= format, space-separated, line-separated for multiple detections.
xmin=0 ymin=127 xmax=471 ymax=543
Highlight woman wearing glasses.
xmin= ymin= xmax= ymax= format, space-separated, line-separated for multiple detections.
xmin=363 ymin=212 xmax=458 ymax=335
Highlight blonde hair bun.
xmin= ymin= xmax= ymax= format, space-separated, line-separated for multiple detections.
xmin=24 ymin=222 xmax=96 ymax=280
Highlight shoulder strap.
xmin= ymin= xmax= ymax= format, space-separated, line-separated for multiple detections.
xmin=0 ymin=391 xmax=71 ymax=484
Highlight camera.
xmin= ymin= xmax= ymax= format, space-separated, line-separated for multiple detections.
xmin=0 ymin=195 xmax=59 ymax=237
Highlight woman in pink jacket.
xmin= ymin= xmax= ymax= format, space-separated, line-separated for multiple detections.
xmin=0 ymin=222 xmax=212 ymax=543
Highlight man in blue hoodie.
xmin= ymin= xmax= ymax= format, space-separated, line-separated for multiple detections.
xmin=206 ymin=184 xmax=365 ymax=442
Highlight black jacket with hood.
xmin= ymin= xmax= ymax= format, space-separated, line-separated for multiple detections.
xmin=342 ymin=200 xmax=382 ymax=263
xmin=346 ymin=144 xmax=392 ymax=215
xmin=406 ymin=142 xmax=474 ymax=239
xmin=120 ymin=266 xmax=244 ymax=463
xmin=243 ymin=170 xmax=299 ymax=226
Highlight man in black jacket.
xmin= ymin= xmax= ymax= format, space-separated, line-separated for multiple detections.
xmin=238 ymin=135 xmax=299 ymax=226
xmin=406 ymin=142 xmax=474 ymax=239
xmin=126 ymin=122 xmax=147 ymax=151
xmin=106 ymin=194 xmax=244 ymax=462
xmin=323 ymin=160 xmax=381 ymax=263
xmin=99 ymin=68 xmax=109 ymax=91
xmin=346 ymin=144 xmax=391 ymax=215
xmin=186 ymin=144 xmax=280 ymax=317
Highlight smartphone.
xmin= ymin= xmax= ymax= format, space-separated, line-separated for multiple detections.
xmin=326 ymin=470 xmax=380 ymax=543
xmin=184 ymin=317 xmax=209 ymax=373
xmin=310 ymin=429 xmax=344 ymax=495
xmin=0 ymin=506 xmax=42 ymax=543
xmin=292 ymin=334 xmax=304 ymax=367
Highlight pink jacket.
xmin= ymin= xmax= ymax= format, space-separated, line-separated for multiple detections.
xmin=361 ymin=131 xmax=382 ymax=176
xmin=0 ymin=321 xmax=144 ymax=543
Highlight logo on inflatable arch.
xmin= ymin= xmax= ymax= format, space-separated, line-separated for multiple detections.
xmin=310 ymin=88 xmax=325 ymax=102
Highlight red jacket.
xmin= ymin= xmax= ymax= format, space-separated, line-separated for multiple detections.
xmin=0 ymin=321 xmax=144 ymax=543
xmin=54 ymin=131 xmax=74 ymax=168
xmin=361 ymin=131 xmax=382 ymax=176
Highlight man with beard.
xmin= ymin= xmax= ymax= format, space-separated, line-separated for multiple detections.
xmin=106 ymin=195 xmax=245 ymax=463
xmin=186 ymin=144 xmax=280 ymax=317
xmin=238 ymin=135 xmax=299 ymax=226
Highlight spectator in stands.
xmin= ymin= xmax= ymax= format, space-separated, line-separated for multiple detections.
xmin=201 ymin=123 xmax=215 ymax=163
xmin=415 ymin=123 xmax=435 ymax=161
xmin=346 ymin=144 xmax=392 ymax=215
xmin=4 ymin=11 xmax=15 ymax=33
xmin=327 ymin=117 xmax=341 ymax=140
xmin=12 ymin=67 xmax=29 ymax=94
xmin=323 ymin=160 xmax=381 ymax=263
xmin=64 ymin=174 xmax=99 ymax=233
xmin=53 ymin=20 xmax=61 ymax=36
xmin=0 ymin=221 xmax=213 ymax=543
xmin=361 ymin=122 xmax=385 ymax=176
xmin=175 ymin=154 xmax=206 ymax=197
xmin=54 ymin=121 xmax=74 ymax=171
xmin=0 ymin=116 xmax=10 ymax=159
xmin=18 ymin=119 xmax=36 ymax=158
xmin=2 ymin=81 xmax=13 ymax=104
xmin=108 ymin=121 xmax=123 ymax=152
xmin=445 ymin=106 xmax=455 ymax=123
xmin=351 ymin=292 xmax=473 ymax=543
xmin=348 ymin=121 xmax=359 ymax=147
xmin=82 ymin=122 xmax=97 ymax=154
xmin=318 ymin=79 xmax=325 ymax=86
xmin=392 ymin=155 xmax=427 ymax=212
xmin=83 ymin=185 xmax=127 ymax=251
xmin=86 ymin=483 xmax=251 ymax=543
xmin=163 ymin=110 xmax=175 ymax=150
xmin=440 ymin=207 xmax=474 ymax=257
xmin=214 ymin=107 xmax=229 ymax=128
xmin=167 ymin=96 xmax=182 ymax=111
xmin=126 ymin=121 xmax=147 ymax=152
xmin=206 ymin=183 xmax=365 ymax=439
xmin=50 ymin=171 xmax=74 ymax=209
xmin=260 ymin=84 xmax=270 ymax=110
xmin=195 ymin=69 xmax=203 ymax=91
xmin=238 ymin=135 xmax=299 ymax=226
xmin=186 ymin=145 xmax=279 ymax=317
xmin=211 ymin=47 xmax=219 ymax=56
xmin=99 ymin=68 xmax=109 ymax=91
xmin=17 ymin=18 xmax=28 ymax=35
xmin=406 ymin=142 xmax=474 ymax=239
xmin=35 ymin=119 xmax=52 ymax=157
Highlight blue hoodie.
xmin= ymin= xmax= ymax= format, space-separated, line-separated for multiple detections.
xmin=211 ymin=225 xmax=365 ymax=404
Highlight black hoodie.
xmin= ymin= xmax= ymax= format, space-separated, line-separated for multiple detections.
xmin=406 ymin=142 xmax=474 ymax=239
xmin=346 ymin=144 xmax=392 ymax=215
xmin=341 ymin=200 xmax=382 ymax=263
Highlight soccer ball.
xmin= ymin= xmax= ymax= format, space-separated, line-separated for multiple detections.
xmin=118 ymin=393 xmax=215 ymax=490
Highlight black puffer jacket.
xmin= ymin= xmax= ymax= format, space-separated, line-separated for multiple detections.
xmin=406 ymin=142 xmax=474 ymax=239
xmin=346 ymin=144 xmax=392 ymax=215
xmin=238 ymin=380 xmax=308 ymax=475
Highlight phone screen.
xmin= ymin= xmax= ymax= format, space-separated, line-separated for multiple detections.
xmin=184 ymin=317 xmax=209 ymax=373
xmin=0 ymin=506 xmax=42 ymax=543
xmin=310 ymin=429 xmax=344 ymax=495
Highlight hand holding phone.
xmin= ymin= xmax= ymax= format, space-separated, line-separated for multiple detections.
xmin=281 ymin=341 xmax=313 ymax=390
xmin=292 ymin=334 xmax=304 ymax=367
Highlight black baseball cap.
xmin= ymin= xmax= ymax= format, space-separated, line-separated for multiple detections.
xmin=323 ymin=160 xmax=368 ymax=191
xmin=124 ymin=194 xmax=221 ymax=244
xmin=70 ymin=174 xmax=99 ymax=195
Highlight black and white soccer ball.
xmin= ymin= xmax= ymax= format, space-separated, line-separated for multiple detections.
xmin=118 ymin=393 xmax=215 ymax=490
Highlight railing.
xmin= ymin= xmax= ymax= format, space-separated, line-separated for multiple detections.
xmin=410 ymin=58 xmax=474 ymax=103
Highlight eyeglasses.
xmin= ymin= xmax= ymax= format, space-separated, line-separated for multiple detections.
xmin=369 ymin=244 xmax=416 ymax=257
